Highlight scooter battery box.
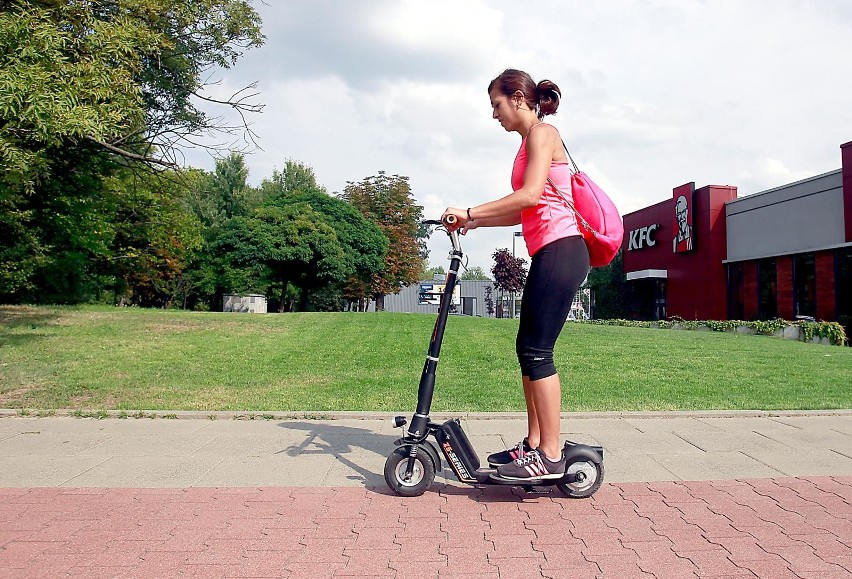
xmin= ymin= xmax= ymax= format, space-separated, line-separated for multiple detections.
xmin=435 ymin=418 xmax=481 ymax=481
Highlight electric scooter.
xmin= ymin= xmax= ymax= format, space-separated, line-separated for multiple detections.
xmin=384 ymin=216 xmax=604 ymax=498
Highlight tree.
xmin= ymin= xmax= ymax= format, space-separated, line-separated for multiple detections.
xmin=2 ymin=145 xmax=119 ymax=303
xmin=213 ymin=205 xmax=348 ymax=312
xmin=0 ymin=0 xmax=263 ymax=298
xmin=277 ymin=191 xmax=387 ymax=308
xmin=491 ymin=248 xmax=527 ymax=318
xmin=461 ymin=266 xmax=491 ymax=281
xmin=341 ymin=172 xmax=426 ymax=310
xmin=422 ymin=265 xmax=446 ymax=280
xmin=0 ymin=0 xmax=264 ymax=184
xmin=205 ymin=153 xmax=260 ymax=223
xmin=585 ymin=249 xmax=634 ymax=319
xmin=484 ymin=285 xmax=495 ymax=317
xmin=258 ymin=159 xmax=323 ymax=202
xmin=108 ymin=174 xmax=204 ymax=308
xmin=259 ymin=160 xmax=388 ymax=310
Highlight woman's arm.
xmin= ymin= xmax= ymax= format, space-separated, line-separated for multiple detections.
xmin=443 ymin=124 xmax=561 ymax=228
xmin=465 ymin=214 xmax=521 ymax=230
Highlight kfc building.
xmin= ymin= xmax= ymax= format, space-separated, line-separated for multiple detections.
xmin=621 ymin=139 xmax=852 ymax=331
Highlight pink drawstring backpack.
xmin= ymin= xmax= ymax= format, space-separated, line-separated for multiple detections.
xmin=550 ymin=142 xmax=624 ymax=267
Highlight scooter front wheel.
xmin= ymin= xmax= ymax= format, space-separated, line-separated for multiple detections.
xmin=557 ymin=459 xmax=604 ymax=498
xmin=384 ymin=446 xmax=436 ymax=497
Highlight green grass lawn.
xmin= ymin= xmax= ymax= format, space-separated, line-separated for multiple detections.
xmin=1 ymin=305 xmax=850 ymax=412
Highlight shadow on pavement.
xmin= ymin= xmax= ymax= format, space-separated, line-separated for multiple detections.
xmin=276 ymin=420 xmax=398 ymax=488
xmin=275 ymin=420 xmax=539 ymax=503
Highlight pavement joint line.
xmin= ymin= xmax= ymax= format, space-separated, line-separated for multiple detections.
xmin=673 ymin=433 xmax=707 ymax=452
xmin=752 ymin=430 xmax=792 ymax=447
xmin=648 ymin=455 xmax=681 ymax=481
xmin=695 ymin=417 xmax=729 ymax=431
xmin=769 ymin=416 xmax=805 ymax=430
xmin=2 ymin=408 xmax=852 ymax=421
xmin=740 ymin=451 xmax=789 ymax=478
xmin=191 ymin=456 xmax=226 ymax=487
xmin=830 ymin=448 xmax=852 ymax=461
xmin=58 ymin=455 xmax=114 ymax=487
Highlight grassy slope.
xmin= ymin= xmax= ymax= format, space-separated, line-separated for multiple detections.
xmin=1 ymin=306 xmax=849 ymax=412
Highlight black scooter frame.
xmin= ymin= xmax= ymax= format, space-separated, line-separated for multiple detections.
xmin=385 ymin=218 xmax=605 ymax=498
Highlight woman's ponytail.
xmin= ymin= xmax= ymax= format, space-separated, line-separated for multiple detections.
xmin=535 ymin=80 xmax=561 ymax=119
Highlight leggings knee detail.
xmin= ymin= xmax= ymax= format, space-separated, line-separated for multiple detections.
xmin=517 ymin=347 xmax=557 ymax=381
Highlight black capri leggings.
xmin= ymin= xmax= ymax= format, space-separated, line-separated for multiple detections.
xmin=516 ymin=235 xmax=590 ymax=381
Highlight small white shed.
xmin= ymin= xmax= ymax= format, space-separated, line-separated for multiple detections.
xmin=223 ymin=294 xmax=267 ymax=313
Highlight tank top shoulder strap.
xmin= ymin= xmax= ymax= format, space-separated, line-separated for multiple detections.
xmin=526 ymin=121 xmax=549 ymax=136
xmin=522 ymin=122 xmax=549 ymax=149
xmin=525 ymin=122 xmax=569 ymax=164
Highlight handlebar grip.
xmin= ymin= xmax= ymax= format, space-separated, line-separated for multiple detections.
xmin=443 ymin=214 xmax=457 ymax=226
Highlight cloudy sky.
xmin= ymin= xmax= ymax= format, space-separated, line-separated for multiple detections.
xmin=185 ymin=0 xmax=852 ymax=272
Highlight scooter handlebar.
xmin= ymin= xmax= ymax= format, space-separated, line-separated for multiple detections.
xmin=421 ymin=216 xmax=462 ymax=254
xmin=423 ymin=215 xmax=458 ymax=227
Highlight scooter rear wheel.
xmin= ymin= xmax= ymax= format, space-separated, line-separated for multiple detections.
xmin=384 ymin=446 xmax=436 ymax=497
xmin=557 ymin=459 xmax=604 ymax=498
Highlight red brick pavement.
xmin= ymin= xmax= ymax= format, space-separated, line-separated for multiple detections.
xmin=0 ymin=477 xmax=850 ymax=578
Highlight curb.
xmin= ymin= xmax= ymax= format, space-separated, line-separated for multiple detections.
xmin=2 ymin=408 xmax=852 ymax=421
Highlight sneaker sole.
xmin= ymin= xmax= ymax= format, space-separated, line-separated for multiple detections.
xmin=492 ymin=471 xmax=564 ymax=482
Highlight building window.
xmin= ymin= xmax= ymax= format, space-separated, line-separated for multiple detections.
xmin=653 ymin=279 xmax=667 ymax=321
xmin=757 ymin=258 xmax=777 ymax=320
xmin=727 ymin=263 xmax=744 ymax=320
xmin=793 ymin=253 xmax=816 ymax=319
xmin=837 ymin=247 xmax=852 ymax=332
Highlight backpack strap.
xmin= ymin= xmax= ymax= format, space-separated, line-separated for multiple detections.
xmin=561 ymin=139 xmax=579 ymax=174
xmin=548 ymin=174 xmax=596 ymax=236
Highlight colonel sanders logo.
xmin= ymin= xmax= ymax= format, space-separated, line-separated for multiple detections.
xmin=673 ymin=194 xmax=693 ymax=253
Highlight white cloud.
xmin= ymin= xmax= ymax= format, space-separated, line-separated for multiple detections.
xmin=377 ymin=0 xmax=503 ymax=56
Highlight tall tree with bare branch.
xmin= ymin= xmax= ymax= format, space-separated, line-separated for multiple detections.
xmin=0 ymin=0 xmax=264 ymax=299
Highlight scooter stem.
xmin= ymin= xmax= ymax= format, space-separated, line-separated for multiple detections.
xmin=407 ymin=226 xmax=463 ymax=439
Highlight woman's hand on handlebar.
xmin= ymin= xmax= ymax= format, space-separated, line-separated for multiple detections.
xmin=441 ymin=207 xmax=477 ymax=234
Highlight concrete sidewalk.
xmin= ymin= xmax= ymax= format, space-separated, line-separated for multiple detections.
xmin=1 ymin=411 xmax=851 ymax=487
xmin=1 ymin=411 xmax=851 ymax=578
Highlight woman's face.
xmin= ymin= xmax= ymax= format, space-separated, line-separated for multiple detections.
xmin=489 ymin=88 xmax=519 ymax=132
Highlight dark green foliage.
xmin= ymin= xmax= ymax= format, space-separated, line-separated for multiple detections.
xmin=460 ymin=266 xmax=491 ymax=281
xmin=0 ymin=0 xmax=263 ymax=301
xmin=213 ymin=205 xmax=348 ymax=311
xmin=585 ymin=250 xmax=636 ymax=319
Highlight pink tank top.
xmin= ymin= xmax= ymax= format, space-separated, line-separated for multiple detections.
xmin=512 ymin=124 xmax=580 ymax=256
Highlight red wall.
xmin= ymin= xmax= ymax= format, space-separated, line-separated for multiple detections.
xmin=843 ymin=141 xmax=852 ymax=242
xmin=622 ymin=184 xmax=737 ymax=320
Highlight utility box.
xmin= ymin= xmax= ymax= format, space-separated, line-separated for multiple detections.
xmin=223 ymin=294 xmax=267 ymax=313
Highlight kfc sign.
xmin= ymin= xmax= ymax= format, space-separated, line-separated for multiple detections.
xmin=628 ymin=224 xmax=659 ymax=251
xmin=673 ymin=182 xmax=695 ymax=253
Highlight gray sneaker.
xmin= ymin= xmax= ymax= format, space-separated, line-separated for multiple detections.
xmin=494 ymin=448 xmax=565 ymax=481
xmin=486 ymin=438 xmax=532 ymax=468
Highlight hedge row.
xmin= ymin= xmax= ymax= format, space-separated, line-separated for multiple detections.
xmin=575 ymin=317 xmax=848 ymax=346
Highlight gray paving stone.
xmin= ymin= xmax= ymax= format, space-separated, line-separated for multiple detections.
xmin=0 ymin=455 xmax=112 ymax=486
xmin=1 ymin=411 xmax=851 ymax=487
xmin=650 ymin=450 xmax=786 ymax=480
xmin=743 ymin=448 xmax=852 ymax=477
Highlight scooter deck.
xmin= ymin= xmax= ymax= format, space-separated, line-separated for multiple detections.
xmin=474 ymin=467 xmax=562 ymax=486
